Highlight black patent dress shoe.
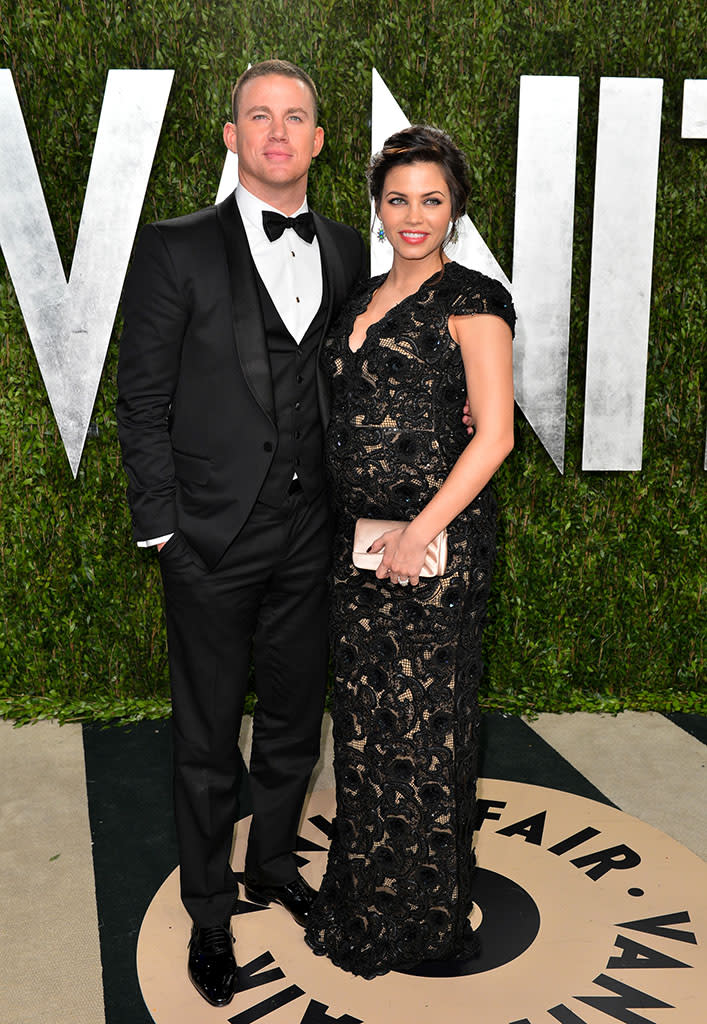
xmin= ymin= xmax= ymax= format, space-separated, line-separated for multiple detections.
xmin=244 ymin=872 xmax=317 ymax=926
xmin=187 ymin=923 xmax=238 ymax=1007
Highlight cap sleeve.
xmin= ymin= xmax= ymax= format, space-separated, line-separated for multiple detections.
xmin=445 ymin=265 xmax=516 ymax=336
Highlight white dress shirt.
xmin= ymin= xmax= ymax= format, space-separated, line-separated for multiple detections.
xmin=138 ymin=184 xmax=322 ymax=547
xmin=236 ymin=182 xmax=323 ymax=343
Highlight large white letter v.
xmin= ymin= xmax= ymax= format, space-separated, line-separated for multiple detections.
xmin=0 ymin=69 xmax=173 ymax=476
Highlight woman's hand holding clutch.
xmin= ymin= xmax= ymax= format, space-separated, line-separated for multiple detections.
xmin=369 ymin=524 xmax=429 ymax=587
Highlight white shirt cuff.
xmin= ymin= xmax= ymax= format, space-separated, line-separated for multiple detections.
xmin=137 ymin=533 xmax=174 ymax=548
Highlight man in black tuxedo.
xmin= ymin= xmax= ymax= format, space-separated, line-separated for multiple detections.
xmin=117 ymin=60 xmax=365 ymax=1006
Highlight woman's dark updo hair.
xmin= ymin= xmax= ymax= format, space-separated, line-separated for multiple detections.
xmin=367 ymin=125 xmax=471 ymax=228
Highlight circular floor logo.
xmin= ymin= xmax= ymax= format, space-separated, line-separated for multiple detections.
xmin=137 ymin=780 xmax=706 ymax=1023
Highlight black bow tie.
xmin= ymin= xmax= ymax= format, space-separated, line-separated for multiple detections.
xmin=262 ymin=210 xmax=316 ymax=244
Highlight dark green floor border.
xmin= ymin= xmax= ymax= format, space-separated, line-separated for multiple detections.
xmin=666 ymin=712 xmax=707 ymax=746
xmin=83 ymin=721 xmax=177 ymax=1024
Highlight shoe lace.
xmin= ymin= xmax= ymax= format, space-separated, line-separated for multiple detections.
xmin=198 ymin=926 xmax=232 ymax=955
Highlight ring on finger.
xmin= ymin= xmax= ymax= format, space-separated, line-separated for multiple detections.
xmin=398 ymin=576 xmax=409 ymax=586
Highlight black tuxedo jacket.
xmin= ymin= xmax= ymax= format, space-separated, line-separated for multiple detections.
xmin=117 ymin=194 xmax=366 ymax=569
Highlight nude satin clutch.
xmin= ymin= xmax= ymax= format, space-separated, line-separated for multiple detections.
xmin=352 ymin=518 xmax=448 ymax=577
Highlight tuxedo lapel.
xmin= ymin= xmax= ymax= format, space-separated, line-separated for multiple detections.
xmin=313 ymin=211 xmax=348 ymax=326
xmin=312 ymin=212 xmax=351 ymax=426
xmin=216 ymin=195 xmax=275 ymax=421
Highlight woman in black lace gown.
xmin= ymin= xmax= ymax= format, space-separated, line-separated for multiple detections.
xmin=304 ymin=126 xmax=516 ymax=978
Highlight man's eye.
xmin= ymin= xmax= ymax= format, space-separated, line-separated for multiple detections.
xmin=288 ymin=115 xmax=303 ymax=122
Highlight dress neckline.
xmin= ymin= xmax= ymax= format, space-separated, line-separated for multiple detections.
xmin=347 ymin=262 xmax=455 ymax=354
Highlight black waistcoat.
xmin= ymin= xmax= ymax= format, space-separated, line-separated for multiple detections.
xmin=255 ymin=270 xmax=328 ymax=507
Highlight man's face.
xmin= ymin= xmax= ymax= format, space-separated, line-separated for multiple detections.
xmin=224 ymin=74 xmax=324 ymax=207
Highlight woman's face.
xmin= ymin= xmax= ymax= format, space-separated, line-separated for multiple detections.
xmin=378 ymin=161 xmax=453 ymax=262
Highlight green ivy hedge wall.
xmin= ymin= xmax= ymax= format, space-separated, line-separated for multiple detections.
xmin=1 ymin=0 xmax=705 ymax=722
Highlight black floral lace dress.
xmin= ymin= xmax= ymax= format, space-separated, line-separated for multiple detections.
xmin=304 ymin=262 xmax=515 ymax=978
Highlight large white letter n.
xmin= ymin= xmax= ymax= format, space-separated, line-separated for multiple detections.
xmin=0 ymin=69 xmax=173 ymax=476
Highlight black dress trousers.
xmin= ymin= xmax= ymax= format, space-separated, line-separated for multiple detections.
xmin=158 ymin=487 xmax=330 ymax=927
